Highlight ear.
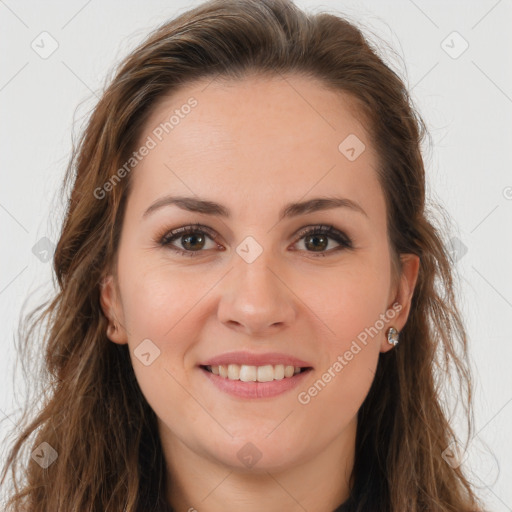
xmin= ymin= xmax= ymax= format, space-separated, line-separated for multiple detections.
xmin=380 ymin=253 xmax=420 ymax=353
xmin=99 ymin=274 xmax=128 ymax=345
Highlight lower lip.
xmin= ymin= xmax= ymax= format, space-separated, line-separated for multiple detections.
xmin=199 ymin=367 xmax=313 ymax=399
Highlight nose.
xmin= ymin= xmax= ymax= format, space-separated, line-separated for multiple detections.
xmin=217 ymin=251 xmax=297 ymax=337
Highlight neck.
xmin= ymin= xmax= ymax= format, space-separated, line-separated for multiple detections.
xmin=160 ymin=417 xmax=356 ymax=512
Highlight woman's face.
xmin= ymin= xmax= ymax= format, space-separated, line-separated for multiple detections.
xmin=101 ymin=74 xmax=419 ymax=473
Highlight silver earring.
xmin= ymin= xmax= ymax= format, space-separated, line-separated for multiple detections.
xmin=387 ymin=327 xmax=399 ymax=346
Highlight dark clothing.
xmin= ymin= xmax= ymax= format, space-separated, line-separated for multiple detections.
xmin=158 ymin=495 xmax=354 ymax=511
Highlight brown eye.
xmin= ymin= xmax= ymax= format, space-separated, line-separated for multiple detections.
xmin=158 ymin=223 xmax=352 ymax=258
xmin=159 ymin=224 xmax=219 ymax=257
xmin=180 ymin=232 xmax=207 ymax=251
xmin=293 ymin=225 xmax=353 ymax=257
xmin=304 ymin=233 xmax=329 ymax=252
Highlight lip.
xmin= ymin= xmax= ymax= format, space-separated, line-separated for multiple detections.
xmin=199 ymin=351 xmax=313 ymax=368
xmin=200 ymin=366 xmax=313 ymax=399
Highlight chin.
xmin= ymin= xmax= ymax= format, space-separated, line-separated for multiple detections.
xmin=204 ymin=434 xmax=309 ymax=473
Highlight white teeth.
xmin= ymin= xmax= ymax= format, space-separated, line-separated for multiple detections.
xmin=257 ymin=365 xmax=274 ymax=382
xmin=227 ymin=364 xmax=240 ymax=380
xmin=206 ymin=364 xmax=305 ymax=382
xmin=274 ymin=364 xmax=285 ymax=380
xmin=239 ymin=365 xmax=256 ymax=382
xmin=284 ymin=365 xmax=295 ymax=378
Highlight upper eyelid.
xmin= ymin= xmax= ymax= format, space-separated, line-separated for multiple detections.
xmin=159 ymin=223 xmax=217 ymax=243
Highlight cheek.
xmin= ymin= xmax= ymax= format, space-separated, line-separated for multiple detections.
xmin=311 ymin=258 xmax=391 ymax=343
xmin=118 ymin=264 xmax=203 ymax=422
xmin=301 ymin=258 xmax=390 ymax=411
xmin=119 ymin=252 xmax=202 ymax=339
xmin=295 ymin=266 xmax=387 ymax=429
xmin=297 ymin=346 xmax=376 ymax=440
xmin=124 ymin=275 xmax=179 ymax=338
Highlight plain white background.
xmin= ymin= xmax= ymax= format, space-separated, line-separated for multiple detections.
xmin=1 ymin=1 xmax=511 ymax=510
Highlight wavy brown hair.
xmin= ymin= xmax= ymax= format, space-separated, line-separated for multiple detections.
xmin=1 ymin=0 xmax=487 ymax=511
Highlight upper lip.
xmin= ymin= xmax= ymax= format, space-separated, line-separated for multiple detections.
xmin=200 ymin=351 xmax=313 ymax=368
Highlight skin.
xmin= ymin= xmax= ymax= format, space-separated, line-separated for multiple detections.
xmin=100 ymin=73 xmax=419 ymax=512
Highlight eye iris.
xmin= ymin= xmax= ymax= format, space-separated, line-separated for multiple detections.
xmin=182 ymin=233 xmax=205 ymax=251
xmin=305 ymin=234 xmax=328 ymax=251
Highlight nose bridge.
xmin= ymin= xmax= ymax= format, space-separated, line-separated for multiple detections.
xmin=217 ymin=241 xmax=296 ymax=334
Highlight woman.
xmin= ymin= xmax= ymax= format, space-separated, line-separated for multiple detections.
xmin=0 ymin=0 xmax=487 ymax=510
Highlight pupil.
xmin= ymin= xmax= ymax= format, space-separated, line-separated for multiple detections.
xmin=306 ymin=234 xmax=327 ymax=251
xmin=183 ymin=233 xmax=205 ymax=251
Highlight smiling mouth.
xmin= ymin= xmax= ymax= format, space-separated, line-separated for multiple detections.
xmin=200 ymin=364 xmax=313 ymax=382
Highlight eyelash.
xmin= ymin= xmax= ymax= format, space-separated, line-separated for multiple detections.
xmin=157 ymin=222 xmax=353 ymax=258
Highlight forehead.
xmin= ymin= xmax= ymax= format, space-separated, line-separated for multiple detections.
xmin=128 ymin=73 xmax=384 ymax=224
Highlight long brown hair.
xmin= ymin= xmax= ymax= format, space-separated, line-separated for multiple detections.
xmin=1 ymin=1 xmax=487 ymax=510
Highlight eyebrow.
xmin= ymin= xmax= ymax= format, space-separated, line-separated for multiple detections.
xmin=142 ymin=195 xmax=368 ymax=221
